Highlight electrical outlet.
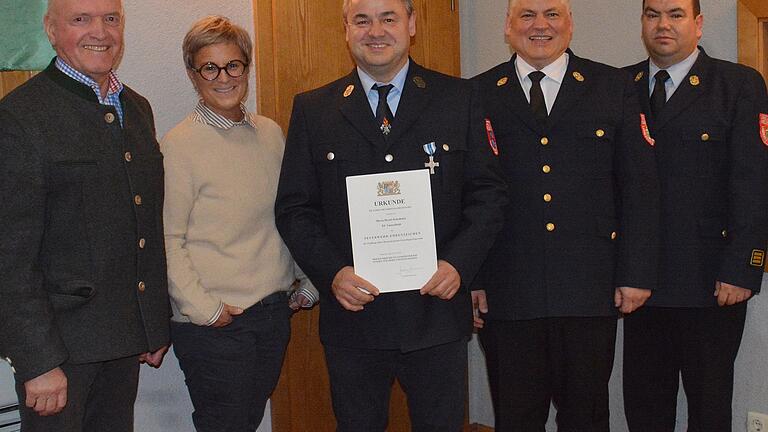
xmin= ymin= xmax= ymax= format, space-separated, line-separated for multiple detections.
xmin=748 ymin=412 xmax=768 ymax=432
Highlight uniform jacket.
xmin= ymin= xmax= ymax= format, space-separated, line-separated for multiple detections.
xmin=0 ymin=60 xmax=170 ymax=383
xmin=275 ymin=61 xmax=507 ymax=352
xmin=473 ymin=52 xmax=660 ymax=320
xmin=625 ymin=48 xmax=768 ymax=307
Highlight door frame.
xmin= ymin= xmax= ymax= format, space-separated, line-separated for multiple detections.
xmin=738 ymin=0 xmax=768 ymax=86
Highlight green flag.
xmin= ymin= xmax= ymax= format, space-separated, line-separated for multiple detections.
xmin=0 ymin=0 xmax=55 ymax=71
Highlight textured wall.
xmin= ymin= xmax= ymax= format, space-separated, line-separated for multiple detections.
xmin=461 ymin=1 xmax=768 ymax=431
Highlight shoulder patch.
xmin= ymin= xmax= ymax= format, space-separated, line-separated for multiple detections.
xmin=760 ymin=113 xmax=768 ymax=147
xmin=640 ymin=114 xmax=655 ymax=147
xmin=485 ymin=118 xmax=499 ymax=156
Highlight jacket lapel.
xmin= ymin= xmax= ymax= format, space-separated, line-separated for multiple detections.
xmin=631 ymin=61 xmax=652 ymax=117
xmin=496 ymin=55 xmax=543 ymax=134
xmin=652 ymin=49 xmax=709 ymax=132
xmin=383 ymin=61 xmax=434 ymax=148
xmin=338 ymin=70 xmax=387 ymax=148
xmin=546 ymin=52 xmax=590 ymax=128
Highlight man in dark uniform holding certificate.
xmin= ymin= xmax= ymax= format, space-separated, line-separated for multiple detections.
xmin=471 ymin=0 xmax=660 ymax=430
xmin=622 ymin=0 xmax=768 ymax=430
xmin=274 ymin=0 xmax=507 ymax=430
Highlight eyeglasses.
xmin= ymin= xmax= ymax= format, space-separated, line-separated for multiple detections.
xmin=189 ymin=59 xmax=248 ymax=81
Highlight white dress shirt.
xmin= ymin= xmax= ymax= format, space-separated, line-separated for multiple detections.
xmin=514 ymin=53 xmax=569 ymax=114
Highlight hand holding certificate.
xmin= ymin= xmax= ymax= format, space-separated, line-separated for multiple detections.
xmin=346 ymin=169 xmax=438 ymax=293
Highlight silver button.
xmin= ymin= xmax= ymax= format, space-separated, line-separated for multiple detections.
xmin=326 ymin=152 xmax=335 ymax=161
xmin=442 ymin=144 xmax=450 ymax=151
xmin=138 ymin=238 xmax=146 ymax=249
xmin=385 ymin=154 xmax=394 ymax=162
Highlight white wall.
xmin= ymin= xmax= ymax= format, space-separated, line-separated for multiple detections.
xmin=461 ymin=1 xmax=768 ymax=431
xmin=119 ymin=0 xmax=257 ymax=138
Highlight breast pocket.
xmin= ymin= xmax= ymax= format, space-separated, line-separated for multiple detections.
xmin=680 ymin=126 xmax=726 ymax=178
xmin=576 ymin=124 xmax=615 ymax=178
xmin=435 ymin=140 xmax=467 ymax=195
xmin=311 ymin=141 xmax=360 ymax=200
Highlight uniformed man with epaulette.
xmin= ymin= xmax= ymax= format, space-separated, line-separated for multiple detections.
xmin=274 ymin=0 xmax=507 ymax=430
xmin=471 ymin=0 xmax=660 ymax=429
xmin=622 ymin=1 xmax=768 ymax=430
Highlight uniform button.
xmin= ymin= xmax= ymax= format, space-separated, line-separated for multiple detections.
xmin=138 ymin=238 xmax=146 ymax=249
xmin=385 ymin=154 xmax=394 ymax=162
xmin=701 ymin=133 xmax=710 ymax=141
xmin=134 ymin=195 xmax=143 ymax=206
xmin=543 ymin=193 xmax=552 ymax=202
xmin=611 ymin=231 xmax=618 ymax=240
xmin=546 ymin=223 xmax=556 ymax=232
xmin=542 ymin=165 xmax=551 ymax=174
xmin=596 ymin=129 xmax=605 ymax=137
xmin=105 ymin=112 xmax=116 ymax=124
xmin=138 ymin=281 xmax=146 ymax=292
xmin=721 ymin=229 xmax=727 ymax=238
xmin=540 ymin=137 xmax=549 ymax=146
xmin=124 ymin=151 xmax=132 ymax=162
xmin=442 ymin=144 xmax=450 ymax=151
xmin=326 ymin=152 xmax=335 ymax=161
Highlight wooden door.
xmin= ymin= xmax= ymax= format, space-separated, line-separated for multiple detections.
xmin=738 ymin=0 xmax=768 ymax=89
xmin=252 ymin=1 xmax=462 ymax=431
xmin=0 ymin=71 xmax=34 ymax=98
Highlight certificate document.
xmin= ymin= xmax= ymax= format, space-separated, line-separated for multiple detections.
xmin=346 ymin=169 xmax=437 ymax=293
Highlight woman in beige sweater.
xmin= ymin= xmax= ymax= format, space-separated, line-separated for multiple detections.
xmin=161 ymin=16 xmax=316 ymax=431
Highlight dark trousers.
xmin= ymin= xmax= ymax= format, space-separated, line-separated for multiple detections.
xmin=171 ymin=292 xmax=291 ymax=432
xmin=323 ymin=338 xmax=468 ymax=432
xmin=623 ymin=303 xmax=747 ymax=432
xmin=16 ymin=355 xmax=139 ymax=432
xmin=479 ymin=316 xmax=617 ymax=432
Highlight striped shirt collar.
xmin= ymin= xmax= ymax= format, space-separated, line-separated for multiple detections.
xmin=55 ymin=57 xmax=123 ymax=102
xmin=192 ymin=101 xmax=256 ymax=130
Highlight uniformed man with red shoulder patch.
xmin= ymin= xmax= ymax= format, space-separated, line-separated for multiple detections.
xmin=622 ymin=0 xmax=768 ymax=431
xmin=469 ymin=0 xmax=661 ymax=430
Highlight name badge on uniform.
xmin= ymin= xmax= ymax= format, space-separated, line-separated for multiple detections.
xmin=423 ymin=142 xmax=440 ymax=174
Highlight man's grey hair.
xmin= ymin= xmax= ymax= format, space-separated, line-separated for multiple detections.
xmin=507 ymin=0 xmax=571 ymax=13
xmin=342 ymin=0 xmax=415 ymax=19
xmin=46 ymin=0 xmax=125 ymax=19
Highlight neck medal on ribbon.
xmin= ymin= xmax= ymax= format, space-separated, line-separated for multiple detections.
xmin=423 ymin=142 xmax=440 ymax=174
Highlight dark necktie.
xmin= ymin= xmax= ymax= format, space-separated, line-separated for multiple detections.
xmin=374 ymin=84 xmax=394 ymax=136
xmin=650 ymin=69 xmax=670 ymax=118
xmin=528 ymin=71 xmax=547 ymax=124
